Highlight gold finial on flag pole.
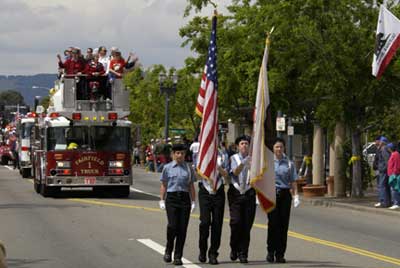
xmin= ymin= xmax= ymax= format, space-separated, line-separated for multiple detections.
xmin=266 ymin=26 xmax=275 ymax=46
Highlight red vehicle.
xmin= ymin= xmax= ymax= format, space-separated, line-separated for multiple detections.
xmin=0 ymin=142 xmax=13 ymax=165
xmin=32 ymin=73 xmax=132 ymax=197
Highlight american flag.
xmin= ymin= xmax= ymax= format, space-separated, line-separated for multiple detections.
xmin=196 ymin=14 xmax=218 ymax=189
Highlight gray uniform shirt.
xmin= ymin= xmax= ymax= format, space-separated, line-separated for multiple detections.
xmin=161 ymin=160 xmax=195 ymax=192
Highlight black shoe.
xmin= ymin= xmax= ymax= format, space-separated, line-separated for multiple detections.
xmin=276 ymin=256 xmax=286 ymax=263
xmin=198 ymin=253 xmax=206 ymax=263
xmin=163 ymin=253 xmax=172 ymax=263
xmin=230 ymin=251 xmax=238 ymax=261
xmin=209 ymin=255 xmax=218 ymax=265
xmin=173 ymin=258 xmax=183 ymax=266
xmin=266 ymin=253 xmax=274 ymax=263
xmin=239 ymin=255 xmax=248 ymax=263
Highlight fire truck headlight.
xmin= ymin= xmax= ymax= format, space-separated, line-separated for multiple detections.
xmin=109 ymin=161 xmax=124 ymax=168
xmin=56 ymin=161 xmax=71 ymax=168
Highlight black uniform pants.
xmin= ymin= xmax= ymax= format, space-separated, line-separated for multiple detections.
xmin=165 ymin=191 xmax=191 ymax=259
xmin=227 ymin=185 xmax=256 ymax=258
xmin=267 ymin=188 xmax=292 ymax=258
xmin=198 ymin=183 xmax=225 ymax=257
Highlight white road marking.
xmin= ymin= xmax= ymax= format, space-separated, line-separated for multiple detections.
xmin=4 ymin=165 xmax=13 ymax=170
xmin=137 ymin=239 xmax=202 ymax=268
xmin=130 ymin=187 xmax=159 ymax=198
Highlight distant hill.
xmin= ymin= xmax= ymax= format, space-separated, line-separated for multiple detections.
xmin=0 ymin=74 xmax=57 ymax=105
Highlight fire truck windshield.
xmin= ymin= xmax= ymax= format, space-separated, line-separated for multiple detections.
xmin=47 ymin=126 xmax=89 ymax=151
xmin=47 ymin=126 xmax=130 ymax=152
xmin=91 ymin=126 xmax=130 ymax=152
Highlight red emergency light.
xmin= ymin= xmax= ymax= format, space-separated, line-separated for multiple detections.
xmin=109 ymin=168 xmax=124 ymax=175
xmin=49 ymin=112 xmax=60 ymax=118
xmin=108 ymin=112 xmax=118 ymax=120
xmin=59 ymin=169 xmax=72 ymax=175
xmin=72 ymin=113 xmax=82 ymax=120
xmin=27 ymin=112 xmax=37 ymax=118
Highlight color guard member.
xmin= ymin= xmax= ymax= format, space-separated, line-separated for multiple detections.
xmin=228 ymin=135 xmax=256 ymax=263
xmin=197 ymin=145 xmax=229 ymax=265
xmin=159 ymin=144 xmax=196 ymax=266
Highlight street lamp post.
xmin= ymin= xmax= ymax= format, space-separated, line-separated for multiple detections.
xmin=159 ymin=72 xmax=178 ymax=142
xmin=34 ymin=96 xmax=41 ymax=112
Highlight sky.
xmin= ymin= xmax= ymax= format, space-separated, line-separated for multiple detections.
xmin=0 ymin=0 xmax=230 ymax=75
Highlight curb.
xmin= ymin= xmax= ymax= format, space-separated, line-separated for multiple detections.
xmin=301 ymin=197 xmax=400 ymax=217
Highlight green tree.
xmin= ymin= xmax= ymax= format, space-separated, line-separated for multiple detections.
xmin=0 ymin=90 xmax=26 ymax=106
xmin=124 ymin=66 xmax=200 ymax=143
xmin=181 ymin=0 xmax=400 ymax=197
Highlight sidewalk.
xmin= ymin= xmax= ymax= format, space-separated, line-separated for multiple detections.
xmin=300 ymin=190 xmax=400 ymax=217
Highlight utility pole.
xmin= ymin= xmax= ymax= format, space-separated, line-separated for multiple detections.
xmin=287 ymin=117 xmax=293 ymax=160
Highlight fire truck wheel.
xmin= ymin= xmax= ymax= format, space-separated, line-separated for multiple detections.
xmin=34 ymin=180 xmax=41 ymax=194
xmin=22 ymin=168 xmax=31 ymax=178
xmin=40 ymin=185 xmax=60 ymax=197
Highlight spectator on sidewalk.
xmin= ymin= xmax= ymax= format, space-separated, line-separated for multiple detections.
xmin=145 ymin=144 xmax=155 ymax=172
xmin=190 ymin=138 xmax=200 ymax=168
xmin=133 ymin=146 xmax=140 ymax=167
xmin=387 ymin=142 xmax=400 ymax=210
xmin=372 ymin=135 xmax=382 ymax=182
xmin=375 ymin=136 xmax=391 ymax=208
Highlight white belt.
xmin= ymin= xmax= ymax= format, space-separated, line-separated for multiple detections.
xmin=233 ymin=182 xmax=250 ymax=195
xmin=201 ymin=180 xmax=222 ymax=195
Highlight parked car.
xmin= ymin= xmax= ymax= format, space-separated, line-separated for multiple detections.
xmin=0 ymin=143 xmax=13 ymax=165
xmin=363 ymin=142 xmax=377 ymax=168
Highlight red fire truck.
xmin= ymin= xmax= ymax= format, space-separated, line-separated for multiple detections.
xmin=32 ymin=75 xmax=132 ymax=197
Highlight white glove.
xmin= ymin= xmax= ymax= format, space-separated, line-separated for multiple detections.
xmin=129 ymin=52 xmax=139 ymax=62
xmin=255 ymin=196 xmax=260 ymax=206
xmin=191 ymin=201 xmax=196 ymax=213
xmin=293 ymin=195 xmax=300 ymax=208
xmin=159 ymin=200 xmax=166 ymax=210
xmin=241 ymin=156 xmax=251 ymax=167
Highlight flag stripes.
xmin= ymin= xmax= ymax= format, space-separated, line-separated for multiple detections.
xmin=196 ymin=14 xmax=219 ymax=189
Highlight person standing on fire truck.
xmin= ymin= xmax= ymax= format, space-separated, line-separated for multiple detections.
xmin=159 ymin=144 xmax=196 ymax=266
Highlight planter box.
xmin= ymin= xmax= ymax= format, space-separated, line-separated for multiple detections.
xmin=302 ymin=184 xmax=327 ymax=198
xmin=296 ymin=177 xmax=307 ymax=193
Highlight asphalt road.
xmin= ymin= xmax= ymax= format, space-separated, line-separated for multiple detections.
xmin=0 ymin=165 xmax=399 ymax=268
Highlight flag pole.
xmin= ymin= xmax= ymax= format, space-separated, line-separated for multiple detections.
xmin=210 ymin=0 xmax=217 ymax=9
xmin=249 ymin=26 xmax=277 ymax=213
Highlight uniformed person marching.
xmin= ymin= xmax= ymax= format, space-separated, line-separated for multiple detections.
xmin=228 ymin=135 xmax=256 ymax=263
xmin=267 ymin=137 xmax=299 ymax=263
xmin=159 ymin=144 xmax=196 ymax=266
xmin=197 ymin=145 xmax=229 ymax=265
